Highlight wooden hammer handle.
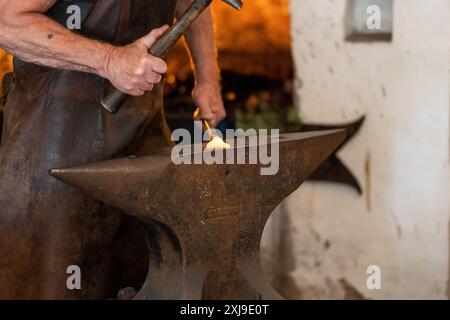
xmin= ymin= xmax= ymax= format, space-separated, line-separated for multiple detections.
xmin=101 ymin=0 xmax=213 ymax=114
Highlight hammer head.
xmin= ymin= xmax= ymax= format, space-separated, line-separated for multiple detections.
xmin=223 ymin=0 xmax=243 ymax=10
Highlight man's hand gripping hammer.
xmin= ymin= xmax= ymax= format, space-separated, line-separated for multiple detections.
xmin=101 ymin=0 xmax=243 ymax=114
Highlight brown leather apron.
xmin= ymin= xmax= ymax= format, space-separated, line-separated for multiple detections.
xmin=0 ymin=0 xmax=177 ymax=299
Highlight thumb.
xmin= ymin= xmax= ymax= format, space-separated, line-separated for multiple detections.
xmin=138 ymin=25 xmax=170 ymax=49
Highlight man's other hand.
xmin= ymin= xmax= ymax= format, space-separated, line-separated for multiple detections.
xmin=102 ymin=25 xmax=169 ymax=96
xmin=193 ymin=83 xmax=226 ymax=128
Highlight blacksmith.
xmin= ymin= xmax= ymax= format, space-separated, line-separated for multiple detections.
xmin=0 ymin=0 xmax=225 ymax=299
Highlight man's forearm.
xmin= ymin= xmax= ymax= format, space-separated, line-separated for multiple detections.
xmin=0 ymin=0 xmax=169 ymax=96
xmin=0 ymin=2 xmax=112 ymax=76
xmin=177 ymin=1 xmax=220 ymax=86
xmin=176 ymin=0 xmax=225 ymax=125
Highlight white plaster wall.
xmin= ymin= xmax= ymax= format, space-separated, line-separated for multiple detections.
xmin=284 ymin=0 xmax=450 ymax=299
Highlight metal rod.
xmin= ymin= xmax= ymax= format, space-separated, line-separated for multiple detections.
xmin=203 ymin=119 xmax=214 ymax=138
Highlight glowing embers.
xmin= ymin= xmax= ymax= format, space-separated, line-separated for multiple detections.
xmin=203 ymin=119 xmax=231 ymax=150
xmin=206 ymin=135 xmax=231 ymax=150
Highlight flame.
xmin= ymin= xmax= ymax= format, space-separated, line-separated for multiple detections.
xmin=168 ymin=0 xmax=292 ymax=81
xmin=206 ymin=135 xmax=231 ymax=150
xmin=0 ymin=49 xmax=13 ymax=97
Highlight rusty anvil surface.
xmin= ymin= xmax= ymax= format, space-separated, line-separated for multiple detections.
xmin=51 ymin=130 xmax=346 ymax=300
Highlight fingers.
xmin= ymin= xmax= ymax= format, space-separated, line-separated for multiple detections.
xmin=194 ymin=90 xmax=226 ymax=127
xmin=151 ymin=58 xmax=167 ymax=75
xmin=195 ymin=106 xmax=225 ymax=128
xmin=127 ymin=84 xmax=155 ymax=97
xmin=107 ymin=25 xmax=170 ymax=95
xmin=146 ymin=72 xmax=162 ymax=85
xmin=129 ymin=56 xmax=165 ymax=94
xmin=131 ymin=25 xmax=169 ymax=92
xmin=147 ymin=74 xmax=162 ymax=84
xmin=143 ymin=58 xmax=165 ymax=88
xmin=208 ymin=115 xmax=223 ymax=128
xmin=128 ymin=88 xmax=145 ymax=97
xmin=140 ymin=82 xmax=155 ymax=92
xmin=138 ymin=25 xmax=170 ymax=49
xmin=200 ymin=105 xmax=214 ymax=122
xmin=209 ymin=109 xmax=227 ymax=127
xmin=201 ymin=101 xmax=226 ymax=127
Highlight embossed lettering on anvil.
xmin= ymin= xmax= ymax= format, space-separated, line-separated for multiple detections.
xmin=204 ymin=205 xmax=241 ymax=219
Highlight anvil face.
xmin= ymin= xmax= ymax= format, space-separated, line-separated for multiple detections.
xmin=51 ymin=130 xmax=346 ymax=300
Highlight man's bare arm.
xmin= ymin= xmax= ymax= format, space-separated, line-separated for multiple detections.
xmin=0 ymin=0 xmax=168 ymax=96
xmin=176 ymin=1 xmax=219 ymax=86
xmin=0 ymin=0 xmax=110 ymax=74
xmin=176 ymin=0 xmax=225 ymax=126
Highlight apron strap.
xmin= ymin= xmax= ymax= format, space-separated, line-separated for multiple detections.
xmin=82 ymin=0 xmax=122 ymax=42
xmin=116 ymin=0 xmax=132 ymax=42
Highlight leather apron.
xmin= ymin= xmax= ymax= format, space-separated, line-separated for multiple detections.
xmin=0 ymin=0 xmax=177 ymax=299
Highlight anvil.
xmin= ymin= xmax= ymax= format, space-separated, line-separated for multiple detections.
xmin=50 ymin=130 xmax=346 ymax=300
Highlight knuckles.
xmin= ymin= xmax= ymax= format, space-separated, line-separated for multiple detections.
xmin=110 ymin=44 xmax=167 ymax=94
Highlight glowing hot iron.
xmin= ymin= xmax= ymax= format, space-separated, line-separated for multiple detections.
xmin=203 ymin=119 xmax=230 ymax=150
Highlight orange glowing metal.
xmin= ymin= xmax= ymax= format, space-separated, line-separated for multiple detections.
xmin=193 ymin=107 xmax=230 ymax=150
xmin=207 ymin=136 xmax=231 ymax=150
xmin=203 ymin=119 xmax=230 ymax=150
xmin=203 ymin=119 xmax=214 ymax=137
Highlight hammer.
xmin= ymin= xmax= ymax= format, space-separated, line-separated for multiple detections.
xmin=101 ymin=0 xmax=243 ymax=114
